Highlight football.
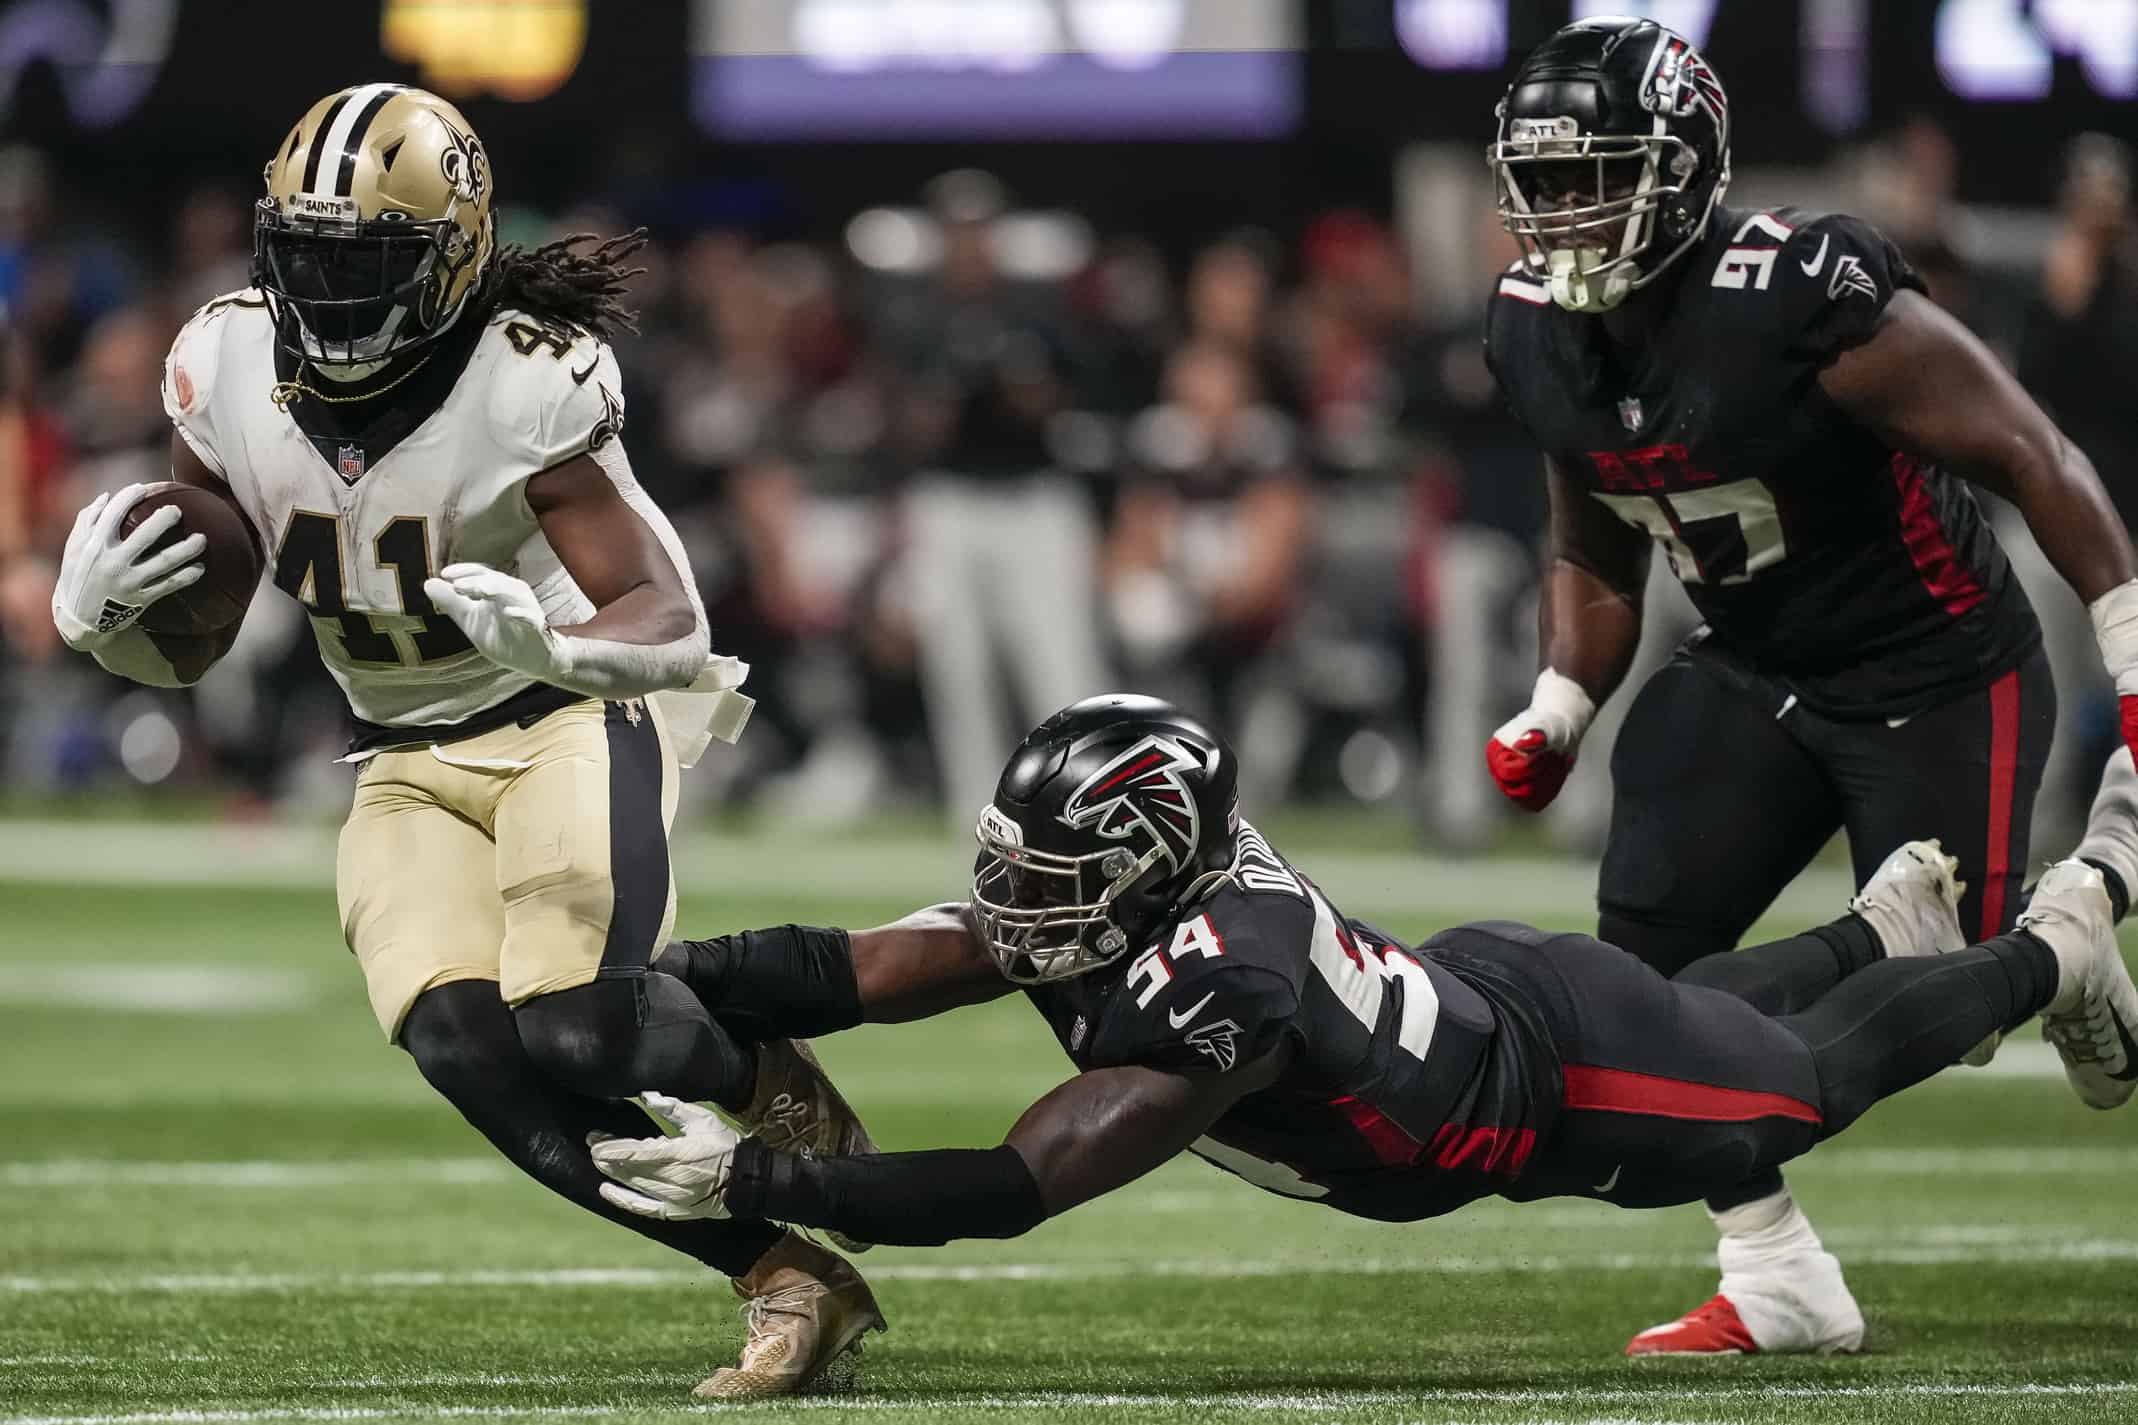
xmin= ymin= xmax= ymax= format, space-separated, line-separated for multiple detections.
xmin=119 ymin=482 xmax=264 ymax=636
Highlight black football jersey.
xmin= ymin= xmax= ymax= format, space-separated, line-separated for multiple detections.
xmin=1022 ymin=824 xmax=1560 ymax=1222
xmin=1485 ymin=205 xmax=2040 ymax=717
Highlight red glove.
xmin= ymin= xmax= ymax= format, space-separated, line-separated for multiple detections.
xmin=1486 ymin=727 xmax=1575 ymax=811
xmin=1485 ymin=670 xmax=1596 ymax=813
xmin=2122 ymin=695 xmax=2138 ymax=768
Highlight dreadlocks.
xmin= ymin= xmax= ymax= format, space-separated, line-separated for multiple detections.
xmin=485 ymin=229 xmax=649 ymax=343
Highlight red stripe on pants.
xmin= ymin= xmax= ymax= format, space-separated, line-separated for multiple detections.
xmin=1981 ymin=669 xmax=2022 ymax=938
xmin=1560 ymin=1064 xmax=1823 ymax=1127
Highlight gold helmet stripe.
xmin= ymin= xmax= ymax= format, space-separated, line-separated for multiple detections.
xmin=305 ymin=82 xmax=404 ymax=198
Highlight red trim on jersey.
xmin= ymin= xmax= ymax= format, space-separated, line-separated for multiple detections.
xmin=1429 ymin=1122 xmax=1536 ymax=1175
xmin=1561 ymin=1065 xmax=1823 ymax=1127
xmin=1327 ymin=1096 xmax=1535 ymax=1175
xmin=1891 ymin=454 xmax=1985 ymax=617
xmin=1980 ymin=669 xmax=2022 ymax=937
xmin=1330 ymin=1094 xmax=1419 ymax=1166
xmin=1498 ymin=276 xmax=1551 ymax=306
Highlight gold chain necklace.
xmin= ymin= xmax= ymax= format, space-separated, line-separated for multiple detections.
xmin=271 ymin=350 xmax=433 ymax=410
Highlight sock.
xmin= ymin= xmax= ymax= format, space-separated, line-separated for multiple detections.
xmin=2080 ymin=859 xmax=2133 ymax=925
xmin=1781 ymin=937 xmax=2059 ymax=1138
xmin=1706 ymin=1167 xmax=1785 ymax=1215
xmin=1992 ymin=928 xmax=2067 ymax=1022
xmin=1706 ymin=1188 xmax=1861 ymax=1352
xmin=1709 ymin=1184 xmax=1806 ymax=1242
xmin=1675 ymin=914 xmax=1885 ymax=1016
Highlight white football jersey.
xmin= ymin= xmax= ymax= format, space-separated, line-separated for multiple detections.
xmin=162 ymin=290 xmax=663 ymax=728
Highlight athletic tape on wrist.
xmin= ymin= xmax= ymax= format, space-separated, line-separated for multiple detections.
xmin=2089 ymin=578 xmax=2138 ymax=697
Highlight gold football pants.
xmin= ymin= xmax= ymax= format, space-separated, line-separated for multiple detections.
xmin=336 ymin=698 xmax=679 ymax=1040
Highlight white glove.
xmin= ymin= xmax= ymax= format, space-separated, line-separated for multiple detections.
xmin=423 ymin=562 xmax=563 ymax=681
xmin=588 ymin=1092 xmax=741 ymax=1222
xmin=51 ymin=484 xmax=208 ymax=651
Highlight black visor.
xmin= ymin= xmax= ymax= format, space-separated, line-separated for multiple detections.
xmin=254 ymin=206 xmax=460 ymax=363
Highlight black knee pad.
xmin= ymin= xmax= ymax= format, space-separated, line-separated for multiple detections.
xmin=513 ymin=974 xmax=752 ymax=1103
xmin=400 ymin=981 xmax=522 ymax=1102
xmin=1597 ymin=906 xmax=1736 ymax=979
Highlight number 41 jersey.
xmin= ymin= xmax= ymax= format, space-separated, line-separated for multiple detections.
xmin=161 ymin=289 xmax=639 ymax=728
xmin=1485 ymin=206 xmax=2040 ymax=717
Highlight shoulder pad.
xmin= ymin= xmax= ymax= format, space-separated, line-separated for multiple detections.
xmin=1092 ymin=892 xmax=1308 ymax=1076
xmin=482 ymin=310 xmax=627 ymax=472
xmin=162 ymin=288 xmax=266 ymax=478
xmin=1704 ymin=209 xmax=1924 ymax=364
xmin=1482 ymin=264 xmax=1555 ymax=407
xmin=1493 ymin=263 xmax=1553 ymax=309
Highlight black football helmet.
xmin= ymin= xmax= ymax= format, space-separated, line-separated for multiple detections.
xmin=973 ymin=694 xmax=1241 ymax=985
xmin=1490 ymin=16 xmax=1731 ymax=313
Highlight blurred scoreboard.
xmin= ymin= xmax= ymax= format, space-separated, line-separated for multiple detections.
xmin=5 ymin=0 xmax=2131 ymax=204
xmin=694 ymin=0 xmax=1302 ymax=138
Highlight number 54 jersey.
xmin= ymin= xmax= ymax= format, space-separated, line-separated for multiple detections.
xmin=1023 ymin=824 xmax=1562 ymax=1223
xmin=1485 ymin=206 xmax=2040 ymax=718
xmin=161 ymin=289 xmax=641 ymax=728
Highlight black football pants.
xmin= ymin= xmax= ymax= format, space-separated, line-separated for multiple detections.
xmin=1596 ymin=639 xmax=2055 ymax=974
xmin=1474 ymin=922 xmax=2057 ymax=1210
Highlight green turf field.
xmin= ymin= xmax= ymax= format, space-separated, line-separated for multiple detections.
xmin=4 ymin=835 xmax=2136 ymax=1425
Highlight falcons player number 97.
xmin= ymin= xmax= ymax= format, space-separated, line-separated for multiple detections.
xmin=1479 ymin=18 xmax=2138 ymax=1357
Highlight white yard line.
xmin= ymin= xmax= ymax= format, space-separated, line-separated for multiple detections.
xmin=5 ymin=1382 xmax=2138 ymax=1425
xmin=0 ymin=1159 xmax=510 ymax=1188
xmin=8 ymin=1236 xmax=2138 ymax=1296
xmin=0 ymin=968 xmax=322 ymax=1014
xmin=7 ymin=1144 xmax=2133 ymax=1196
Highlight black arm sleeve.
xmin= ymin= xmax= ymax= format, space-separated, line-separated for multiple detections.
xmin=653 ymin=925 xmax=862 ymax=1041
xmin=724 ymin=1136 xmax=1047 ymax=1247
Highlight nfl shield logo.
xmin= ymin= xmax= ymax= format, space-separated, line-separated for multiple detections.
xmin=335 ymin=443 xmax=366 ymax=483
xmin=1617 ymin=397 xmax=1644 ymax=433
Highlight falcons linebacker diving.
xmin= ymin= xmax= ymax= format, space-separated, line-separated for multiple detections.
xmin=585 ymin=696 xmax=2138 ymax=1380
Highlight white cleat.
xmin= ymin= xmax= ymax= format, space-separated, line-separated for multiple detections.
xmin=1851 ymin=839 xmax=1965 ymax=960
xmin=2020 ymin=859 xmax=2138 ymax=1110
xmin=1851 ymin=839 xmax=1995 ymax=1066
xmin=2073 ymin=746 xmax=2138 ymax=921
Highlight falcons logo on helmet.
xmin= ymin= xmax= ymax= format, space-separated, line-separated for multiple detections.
xmin=1060 ymin=735 xmax=1204 ymax=863
xmin=1642 ymin=36 xmax=1726 ymax=128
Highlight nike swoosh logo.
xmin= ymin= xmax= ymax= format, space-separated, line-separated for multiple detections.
xmin=1594 ymin=1164 xmax=1621 ymax=1194
xmin=1169 ymin=991 xmax=1215 ymax=1030
xmin=2109 ymin=1008 xmax=2138 ymax=1082
xmin=570 ymin=359 xmax=599 ymax=385
xmin=1885 ymin=714 xmax=1913 ymax=730
xmin=1800 ymin=234 xmax=1830 ymax=277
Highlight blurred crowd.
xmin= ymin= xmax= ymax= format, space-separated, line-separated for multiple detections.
xmin=2 ymin=122 xmax=2135 ymax=848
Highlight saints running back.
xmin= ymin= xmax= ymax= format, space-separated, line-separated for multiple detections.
xmin=49 ymin=82 xmax=884 ymax=1402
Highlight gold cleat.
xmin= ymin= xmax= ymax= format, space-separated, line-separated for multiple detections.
xmin=736 ymin=1038 xmax=880 ymax=1253
xmin=696 ymin=1230 xmax=886 ymax=1400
